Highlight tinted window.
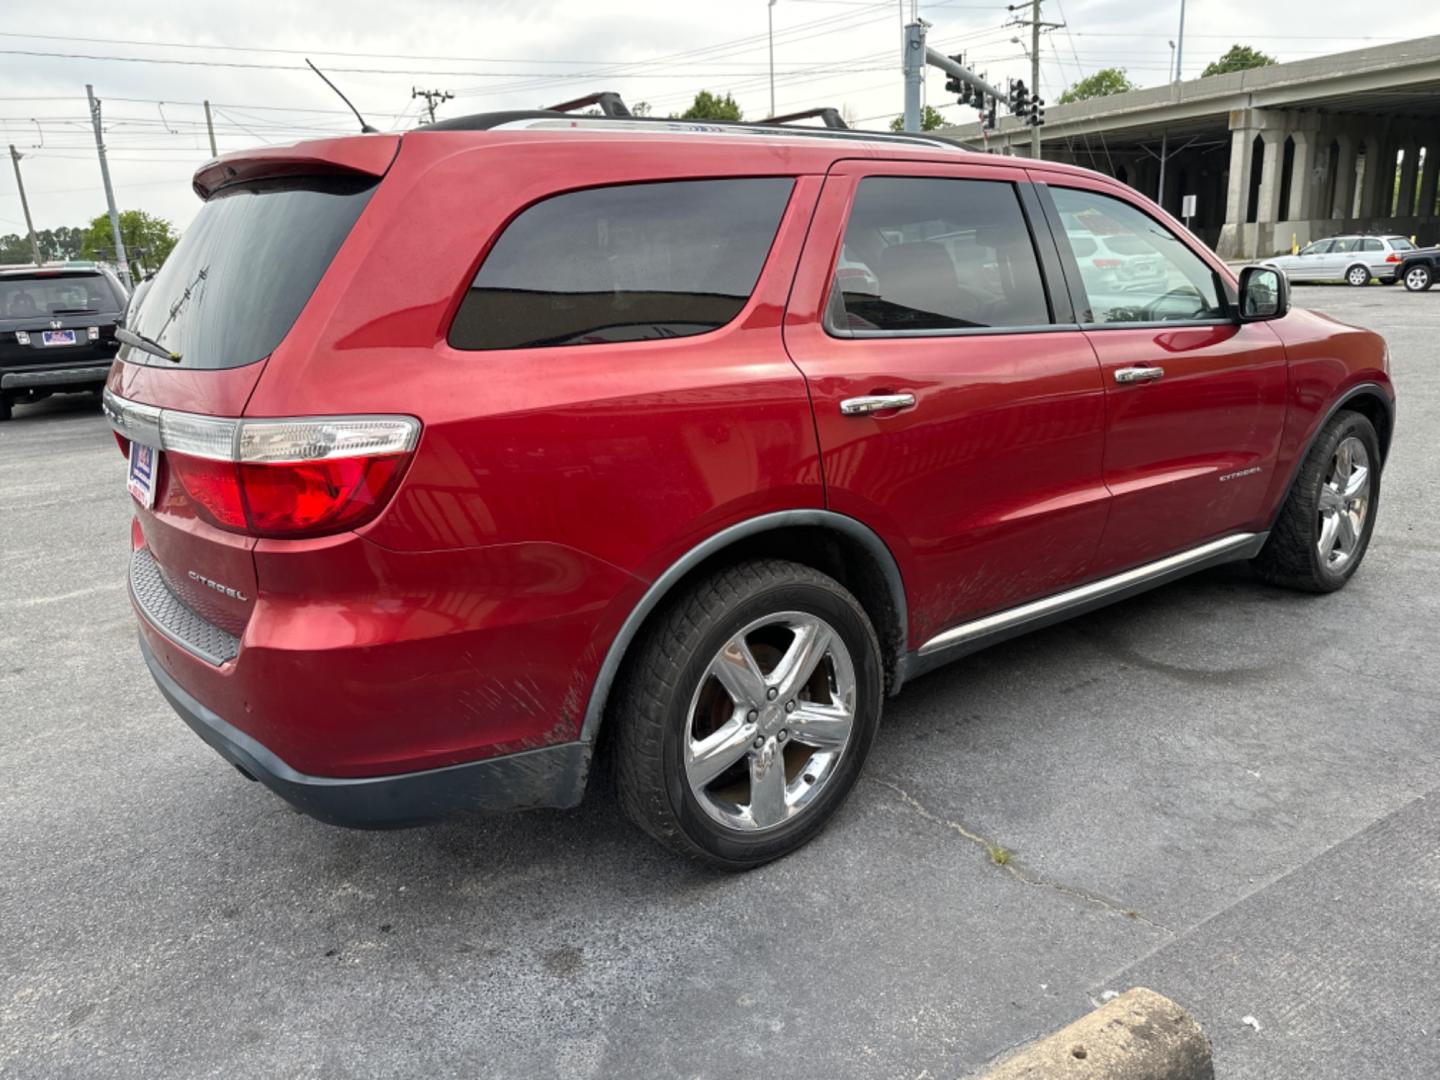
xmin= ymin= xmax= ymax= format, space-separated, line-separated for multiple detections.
xmin=832 ymin=177 xmax=1049 ymax=332
xmin=449 ymin=179 xmax=792 ymax=350
xmin=1051 ymin=187 xmax=1225 ymax=325
xmin=0 ymin=272 xmax=120 ymax=319
xmin=121 ymin=177 xmax=375 ymax=369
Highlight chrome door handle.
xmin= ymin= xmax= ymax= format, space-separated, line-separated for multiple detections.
xmin=840 ymin=393 xmax=916 ymax=416
xmin=1114 ymin=366 xmax=1165 ymax=384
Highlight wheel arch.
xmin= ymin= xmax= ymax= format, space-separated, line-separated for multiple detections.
xmin=1268 ymin=381 xmax=1395 ymax=530
xmin=579 ymin=511 xmax=910 ymax=750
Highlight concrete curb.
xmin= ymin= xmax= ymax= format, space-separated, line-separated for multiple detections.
xmin=972 ymin=988 xmax=1213 ymax=1079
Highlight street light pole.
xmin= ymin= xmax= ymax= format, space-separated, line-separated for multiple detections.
xmin=85 ymin=84 xmax=130 ymax=291
xmin=8 ymin=144 xmax=43 ymax=267
xmin=768 ymin=0 xmax=777 ymax=119
xmin=1175 ymin=0 xmax=1186 ymax=82
xmin=1030 ymin=0 xmax=1042 ymax=159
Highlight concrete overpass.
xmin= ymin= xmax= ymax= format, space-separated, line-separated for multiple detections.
xmin=941 ymin=36 xmax=1440 ymax=258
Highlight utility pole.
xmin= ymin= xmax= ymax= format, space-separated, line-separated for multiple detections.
xmin=85 ymin=84 xmax=130 ymax=291
xmin=411 ymin=87 xmax=453 ymax=125
xmin=8 ymin=144 xmax=43 ymax=267
xmin=1007 ymin=2 xmax=1062 ymax=159
xmin=768 ymin=0 xmax=778 ymax=119
xmin=203 ymin=99 xmax=218 ymax=157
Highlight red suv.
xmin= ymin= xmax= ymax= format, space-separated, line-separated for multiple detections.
xmin=105 ymin=111 xmax=1394 ymax=868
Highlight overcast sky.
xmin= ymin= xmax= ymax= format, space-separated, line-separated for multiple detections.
xmin=3 ymin=1 xmax=1440 ymax=236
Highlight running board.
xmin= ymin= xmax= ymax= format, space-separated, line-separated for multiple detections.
xmin=902 ymin=532 xmax=1266 ymax=682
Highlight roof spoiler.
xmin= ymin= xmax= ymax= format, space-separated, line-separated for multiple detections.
xmin=192 ymin=135 xmax=401 ymax=199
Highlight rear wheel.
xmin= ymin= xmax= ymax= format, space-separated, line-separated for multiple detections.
xmin=1404 ymin=264 xmax=1433 ymax=292
xmin=1345 ymin=264 xmax=1371 ymax=287
xmin=1253 ymin=410 xmax=1380 ymax=592
xmin=611 ymin=559 xmax=883 ymax=869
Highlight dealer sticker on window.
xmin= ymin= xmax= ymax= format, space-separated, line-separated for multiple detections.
xmin=127 ymin=442 xmax=158 ymax=509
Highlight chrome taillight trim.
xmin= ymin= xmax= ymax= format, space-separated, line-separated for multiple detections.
xmin=102 ymin=388 xmax=420 ymax=463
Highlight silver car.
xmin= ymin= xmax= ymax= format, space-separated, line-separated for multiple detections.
xmin=1263 ymin=234 xmax=1415 ymax=286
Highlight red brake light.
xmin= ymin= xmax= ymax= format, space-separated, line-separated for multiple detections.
xmin=240 ymin=455 xmax=409 ymax=536
xmin=1386 ymin=252 xmax=1401 ymax=263
xmin=104 ymin=392 xmax=421 ymax=539
xmin=169 ymin=454 xmax=248 ymax=528
xmin=1092 ymin=258 xmax=1122 ymax=269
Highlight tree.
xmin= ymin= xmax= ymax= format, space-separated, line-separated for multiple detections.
xmin=81 ymin=210 xmax=179 ymax=277
xmin=1057 ymin=67 xmax=1137 ymax=104
xmin=0 ymin=225 xmax=87 ymax=265
xmin=1201 ymin=44 xmax=1277 ymax=77
xmin=889 ymin=104 xmax=946 ymax=132
xmin=674 ymin=90 xmax=743 ymax=122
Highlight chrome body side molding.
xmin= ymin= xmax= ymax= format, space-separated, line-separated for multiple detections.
xmin=906 ymin=532 xmax=1266 ymax=676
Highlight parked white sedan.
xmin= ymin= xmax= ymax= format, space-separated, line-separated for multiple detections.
xmin=1262 ymin=234 xmax=1415 ymax=286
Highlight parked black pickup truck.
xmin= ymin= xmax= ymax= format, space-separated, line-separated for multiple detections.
xmin=0 ymin=265 xmax=129 ymax=420
xmin=1396 ymin=247 xmax=1440 ymax=292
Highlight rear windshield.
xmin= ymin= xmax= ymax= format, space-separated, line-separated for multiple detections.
xmin=1 ymin=272 xmax=120 ymax=320
xmin=121 ymin=176 xmax=375 ymax=369
xmin=448 ymin=178 xmax=794 ymax=350
xmin=1389 ymin=237 xmax=1416 ymax=251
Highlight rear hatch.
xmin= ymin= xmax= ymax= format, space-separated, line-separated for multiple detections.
xmin=108 ymin=135 xmax=400 ymax=642
xmin=0 ymin=268 xmax=126 ymax=369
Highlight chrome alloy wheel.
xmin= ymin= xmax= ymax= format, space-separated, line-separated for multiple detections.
xmin=683 ymin=612 xmax=857 ymax=832
xmin=1347 ymin=265 xmax=1369 ymax=286
xmin=1406 ymin=266 xmax=1431 ymax=291
xmin=1317 ymin=436 xmax=1371 ymax=569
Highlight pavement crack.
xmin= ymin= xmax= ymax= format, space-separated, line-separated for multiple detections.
xmin=871 ymin=777 xmax=1172 ymax=933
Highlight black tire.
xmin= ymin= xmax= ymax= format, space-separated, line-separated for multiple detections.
xmin=1344 ymin=264 xmax=1371 ymax=287
xmin=611 ymin=559 xmax=883 ymax=869
xmin=1403 ymin=264 xmax=1433 ymax=292
xmin=1252 ymin=410 xmax=1381 ymax=592
xmin=0 ymin=395 xmax=11 ymax=422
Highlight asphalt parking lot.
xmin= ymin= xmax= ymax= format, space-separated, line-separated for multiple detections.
xmin=3 ymin=284 xmax=1438 ymax=1079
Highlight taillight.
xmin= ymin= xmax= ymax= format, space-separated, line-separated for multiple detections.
xmin=1093 ymin=258 xmax=1122 ymax=269
xmin=103 ymin=389 xmax=419 ymax=538
xmin=1386 ymin=252 xmax=1401 ymax=263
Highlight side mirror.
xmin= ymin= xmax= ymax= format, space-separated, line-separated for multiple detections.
xmin=1237 ymin=265 xmax=1290 ymax=322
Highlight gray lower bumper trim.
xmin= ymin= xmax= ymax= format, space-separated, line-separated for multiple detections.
xmin=1 ymin=364 xmax=111 ymax=389
xmin=139 ymin=633 xmax=591 ymax=828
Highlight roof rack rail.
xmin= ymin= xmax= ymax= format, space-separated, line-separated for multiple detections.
xmin=545 ymin=91 xmax=632 ymax=118
xmin=759 ymin=107 xmax=848 ymax=130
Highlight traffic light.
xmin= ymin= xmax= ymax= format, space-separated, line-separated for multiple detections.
xmin=984 ymin=99 xmax=997 ymax=131
xmin=944 ymin=53 xmax=966 ymax=100
xmin=1009 ymin=79 xmax=1029 ymax=115
xmin=1029 ymin=97 xmax=1046 ymax=127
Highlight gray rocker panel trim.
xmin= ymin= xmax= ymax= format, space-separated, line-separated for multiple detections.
xmin=577 ymin=509 xmax=909 ymax=747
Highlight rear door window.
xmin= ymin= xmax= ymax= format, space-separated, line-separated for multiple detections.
xmin=830 ymin=177 xmax=1051 ymax=333
xmin=448 ymin=178 xmax=794 ymax=350
xmin=1361 ymin=238 xmax=1384 ymax=252
xmin=121 ymin=176 xmax=376 ymax=369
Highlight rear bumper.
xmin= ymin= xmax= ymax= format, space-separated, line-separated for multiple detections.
xmin=1 ymin=358 xmax=113 ymax=391
xmin=139 ymin=632 xmax=590 ymax=828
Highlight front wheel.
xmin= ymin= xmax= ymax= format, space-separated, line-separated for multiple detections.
xmin=611 ymin=559 xmax=883 ymax=869
xmin=1252 ymin=410 xmax=1380 ymax=592
xmin=1404 ymin=264 xmax=1433 ymax=292
xmin=1345 ymin=264 xmax=1371 ymax=287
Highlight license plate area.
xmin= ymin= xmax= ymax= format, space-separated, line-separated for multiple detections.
xmin=42 ymin=329 xmax=77 ymax=346
xmin=128 ymin=442 xmax=159 ymax=508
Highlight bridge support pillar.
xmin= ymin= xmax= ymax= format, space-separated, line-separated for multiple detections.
xmin=1397 ymin=140 xmax=1420 ymax=218
xmin=1331 ymin=134 xmax=1358 ymax=219
xmin=1420 ymin=146 xmax=1440 ymax=221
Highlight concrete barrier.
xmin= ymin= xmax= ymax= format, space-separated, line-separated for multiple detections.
xmin=974 ymin=988 xmax=1213 ymax=1079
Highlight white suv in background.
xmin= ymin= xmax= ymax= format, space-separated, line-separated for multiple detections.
xmin=1263 ymin=234 xmax=1416 ymax=286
